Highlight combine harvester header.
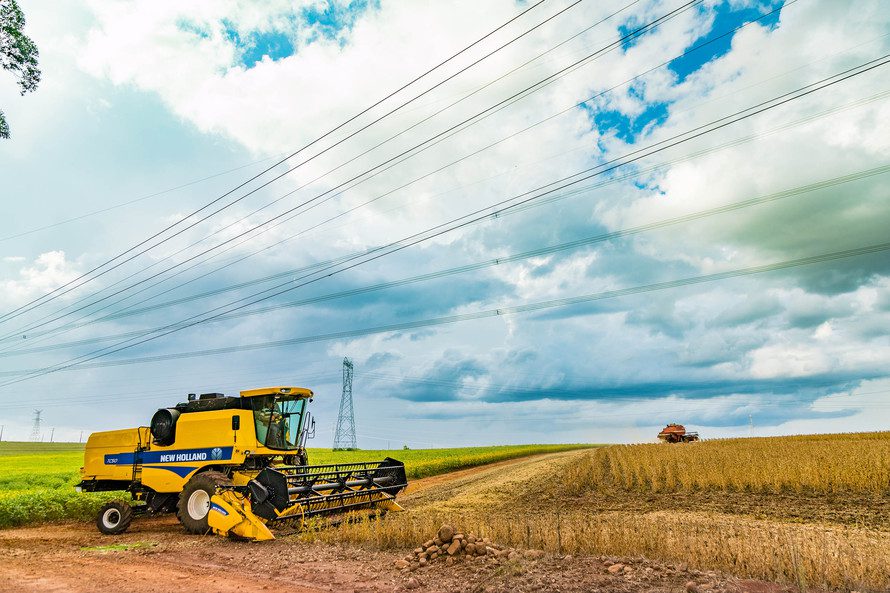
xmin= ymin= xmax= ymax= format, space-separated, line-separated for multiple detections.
xmin=77 ymin=386 xmax=407 ymax=541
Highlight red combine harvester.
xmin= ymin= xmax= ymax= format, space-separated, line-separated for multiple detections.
xmin=657 ymin=423 xmax=700 ymax=443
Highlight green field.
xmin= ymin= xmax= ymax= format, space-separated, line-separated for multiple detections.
xmin=0 ymin=442 xmax=590 ymax=528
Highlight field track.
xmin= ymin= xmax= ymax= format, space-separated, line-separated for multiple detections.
xmin=0 ymin=451 xmax=822 ymax=593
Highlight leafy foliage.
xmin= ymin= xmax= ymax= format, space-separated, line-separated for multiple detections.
xmin=0 ymin=0 xmax=40 ymax=139
xmin=0 ymin=442 xmax=590 ymax=528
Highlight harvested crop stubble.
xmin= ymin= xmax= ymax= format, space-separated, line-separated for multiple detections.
xmin=562 ymin=431 xmax=890 ymax=495
xmin=305 ymin=509 xmax=890 ymax=591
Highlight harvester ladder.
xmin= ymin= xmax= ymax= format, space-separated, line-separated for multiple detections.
xmin=131 ymin=427 xmax=147 ymax=484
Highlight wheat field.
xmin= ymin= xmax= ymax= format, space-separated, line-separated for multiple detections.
xmin=304 ymin=509 xmax=890 ymax=591
xmin=561 ymin=431 xmax=890 ymax=495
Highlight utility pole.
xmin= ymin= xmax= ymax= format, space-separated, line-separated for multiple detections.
xmin=333 ymin=357 xmax=357 ymax=451
xmin=79 ymin=431 xmax=83 ymax=444
xmin=0 ymin=425 xmax=4 ymax=442
xmin=748 ymin=414 xmax=754 ymax=437
xmin=30 ymin=410 xmax=42 ymax=442
xmin=49 ymin=427 xmax=55 ymax=443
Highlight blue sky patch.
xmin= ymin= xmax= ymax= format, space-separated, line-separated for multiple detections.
xmin=669 ymin=0 xmax=784 ymax=82
xmin=222 ymin=19 xmax=296 ymax=68
xmin=586 ymin=100 xmax=669 ymax=144
xmin=302 ymin=0 xmax=377 ymax=45
xmin=216 ymin=1 xmax=378 ymax=69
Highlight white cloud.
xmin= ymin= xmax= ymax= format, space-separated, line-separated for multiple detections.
xmin=0 ymin=251 xmax=81 ymax=309
xmin=1 ymin=0 xmax=888 ymax=442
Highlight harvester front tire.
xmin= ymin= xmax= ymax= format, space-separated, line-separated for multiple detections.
xmin=177 ymin=471 xmax=232 ymax=534
xmin=96 ymin=500 xmax=133 ymax=535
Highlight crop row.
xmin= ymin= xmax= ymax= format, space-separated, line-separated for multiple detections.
xmin=309 ymin=509 xmax=890 ymax=590
xmin=561 ymin=432 xmax=890 ymax=494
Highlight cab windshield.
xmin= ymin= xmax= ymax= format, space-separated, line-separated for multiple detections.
xmin=250 ymin=395 xmax=306 ymax=450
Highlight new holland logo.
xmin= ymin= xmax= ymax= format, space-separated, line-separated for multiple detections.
xmin=210 ymin=447 xmax=224 ymax=460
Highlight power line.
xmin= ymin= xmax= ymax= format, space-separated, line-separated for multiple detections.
xmin=0 ymin=0 xmax=690 ymax=340
xmin=0 ymin=0 xmax=556 ymax=324
xmin=5 ymin=162 xmax=885 ymax=357
xmin=3 ymin=53 xmax=886 ymax=386
xmin=0 ymin=153 xmax=287 ymax=243
xmin=23 ymin=63 xmax=874 ymax=354
xmin=0 ymin=0 xmax=796 ymax=354
xmin=1 ymin=239 xmax=887 ymax=382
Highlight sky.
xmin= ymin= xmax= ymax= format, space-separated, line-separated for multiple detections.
xmin=0 ymin=0 xmax=888 ymax=447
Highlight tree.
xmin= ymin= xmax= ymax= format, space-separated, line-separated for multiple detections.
xmin=1 ymin=0 xmax=40 ymax=139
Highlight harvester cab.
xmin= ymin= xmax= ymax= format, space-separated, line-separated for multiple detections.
xmin=77 ymin=386 xmax=408 ymax=541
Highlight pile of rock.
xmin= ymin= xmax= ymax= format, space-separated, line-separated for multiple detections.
xmin=394 ymin=524 xmax=541 ymax=571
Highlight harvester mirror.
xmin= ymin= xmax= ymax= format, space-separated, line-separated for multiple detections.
xmin=232 ymin=415 xmax=240 ymax=430
xmin=299 ymin=412 xmax=316 ymax=447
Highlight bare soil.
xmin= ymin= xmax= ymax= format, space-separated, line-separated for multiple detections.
xmin=0 ymin=517 xmax=803 ymax=593
xmin=0 ymin=452 xmax=842 ymax=593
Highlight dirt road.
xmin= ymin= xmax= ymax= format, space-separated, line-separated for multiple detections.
xmin=0 ymin=452 xmax=803 ymax=593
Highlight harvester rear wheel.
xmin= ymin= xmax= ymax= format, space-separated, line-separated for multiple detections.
xmin=177 ymin=471 xmax=232 ymax=534
xmin=96 ymin=500 xmax=133 ymax=535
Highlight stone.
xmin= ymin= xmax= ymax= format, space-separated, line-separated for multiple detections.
xmin=685 ymin=581 xmax=699 ymax=593
xmin=430 ymin=552 xmax=439 ymax=560
xmin=406 ymin=577 xmax=420 ymax=589
xmin=508 ymin=551 xmax=520 ymax=561
xmin=418 ymin=557 xmax=428 ymax=567
xmin=393 ymin=559 xmax=410 ymax=570
xmin=476 ymin=546 xmax=487 ymax=556
xmin=623 ymin=566 xmax=634 ymax=574
xmin=608 ymin=563 xmax=625 ymax=575
xmin=445 ymin=557 xmax=454 ymax=567
xmin=466 ymin=543 xmax=476 ymax=555
xmin=418 ymin=553 xmax=427 ymax=562
xmin=434 ymin=537 xmax=443 ymax=547
xmin=438 ymin=525 xmax=455 ymax=544
xmin=524 ymin=549 xmax=545 ymax=560
xmin=423 ymin=540 xmax=435 ymax=549
xmin=447 ymin=541 xmax=461 ymax=556
xmin=413 ymin=547 xmax=423 ymax=555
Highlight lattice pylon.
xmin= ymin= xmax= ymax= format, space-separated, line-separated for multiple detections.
xmin=333 ymin=357 xmax=357 ymax=450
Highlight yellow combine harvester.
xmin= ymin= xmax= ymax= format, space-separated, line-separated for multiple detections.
xmin=76 ymin=386 xmax=407 ymax=541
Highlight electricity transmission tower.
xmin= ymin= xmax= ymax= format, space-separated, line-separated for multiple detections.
xmin=30 ymin=410 xmax=42 ymax=442
xmin=333 ymin=357 xmax=357 ymax=450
